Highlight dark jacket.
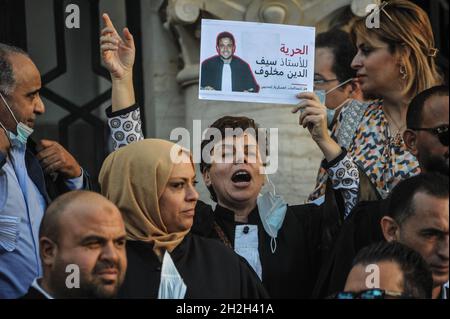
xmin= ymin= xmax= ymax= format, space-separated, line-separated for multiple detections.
xmin=20 ymin=286 xmax=48 ymax=299
xmin=192 ymin=184 xmax=344 ymax=299
xmin=312 ymin=199 xmax=387 ymax=298
xmin=119 ymin=233 xmax=269 ymax=299
xmin=27 ymin=139 xmax=92 ymax=201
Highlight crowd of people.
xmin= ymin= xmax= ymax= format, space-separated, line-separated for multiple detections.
xmin=0 ymin=0 xmax=448 ymax=299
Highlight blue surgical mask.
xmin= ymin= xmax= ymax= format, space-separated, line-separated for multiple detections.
xmin=0 ymin=92 xmax=33 ymax=145
xmin=326 ymin=108 xmax=336 ymax=129
xmin=315 ymin=89 xmax=335 ymax=128
xmin=257 ymin=176 xmax=287 ymax=253
xmin=315 ymin=77 xmax=354 ymax=128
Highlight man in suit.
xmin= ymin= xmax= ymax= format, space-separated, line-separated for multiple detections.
xmin=314 ymin=86 xmax=449 ymax=299
xmin=21 ymin=191 xmax=127 ymax=299
xmin=0 ymin=43 xmax=92 ymax=298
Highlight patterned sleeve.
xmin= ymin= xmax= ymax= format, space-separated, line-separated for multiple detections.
xmin=106 ymin=104 xmax=144 ymax=150
xmin=325 ymin=149 xmax=359 ymax=218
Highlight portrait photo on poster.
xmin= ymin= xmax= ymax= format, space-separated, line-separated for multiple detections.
xmin=199 ymin=19 xmax=315 ymax=105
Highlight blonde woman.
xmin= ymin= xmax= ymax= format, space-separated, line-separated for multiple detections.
xmin=298 ymin=0 xmax=443 ymax=203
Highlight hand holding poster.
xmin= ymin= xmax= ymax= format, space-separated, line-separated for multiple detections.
xmin=199 ymin=19 xmax=315 ymax=105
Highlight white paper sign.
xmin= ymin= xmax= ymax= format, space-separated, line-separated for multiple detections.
xmin=199 ymin=19 xmax=315 ymax=105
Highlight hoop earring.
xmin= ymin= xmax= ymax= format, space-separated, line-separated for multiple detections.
xmin=400 ymin=65 xmax=408 ymax=80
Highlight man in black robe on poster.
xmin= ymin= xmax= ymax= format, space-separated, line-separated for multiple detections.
xmin=200 ymin=32 xmax=260 ymax=93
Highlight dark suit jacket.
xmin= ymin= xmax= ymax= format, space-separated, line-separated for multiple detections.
xmin=20 ymin=286 xmax=49 ymax=299
xmin=312 ymin=199 xmax=387 ymax=298
xmin=25 ymin=139 xmax=93 ymax=203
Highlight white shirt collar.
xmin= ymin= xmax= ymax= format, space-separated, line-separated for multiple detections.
xmin=31 ymin=278 xmax=54 ymax=299
xmin=442 ymin=281 xmax=449 ymax=299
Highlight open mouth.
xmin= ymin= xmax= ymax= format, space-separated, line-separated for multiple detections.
xmin=231 ymin=170 xmax=252 ymax=183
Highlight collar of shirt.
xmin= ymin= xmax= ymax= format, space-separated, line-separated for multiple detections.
xmin=442 ymin=281 xmax=449 ymax=299
xmin=31 ymin=278 xmax=54 ymax=299
xmin=234 ymin=224 xmax=262 ymax=280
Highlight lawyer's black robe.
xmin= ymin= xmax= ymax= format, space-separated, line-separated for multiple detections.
xmin=312 ymin=199 xmax=386 ymax=298
xmin=192 ymin=199 xmax=341 ymax=299
xmin=119 ymin=233 xmax=268 ymax=299
xmin=200 ymin=55 xmax=260 ymax=92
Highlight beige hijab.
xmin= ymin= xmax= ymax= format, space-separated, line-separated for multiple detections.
xmin=99 ymin=139 xmax=192 ymax=257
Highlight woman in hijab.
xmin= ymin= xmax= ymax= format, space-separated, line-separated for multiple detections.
xmin=99 ymin=138 xmax=268 ymax=298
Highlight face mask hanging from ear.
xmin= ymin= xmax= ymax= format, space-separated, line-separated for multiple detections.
xmin=257 ymin=175 xmax=287 ymax=254
xmin=315 ymin=78 xmax=354 ymax=129
xmin=0 ymin=92 xmax=33 ymax=145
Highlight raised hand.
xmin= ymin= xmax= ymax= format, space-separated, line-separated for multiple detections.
xmin=100 ymin=13 xmax=135 ymax=81
xmin=292 ymin=92 xmax=342 ymax=162
xmin=292 ymin=92 xmax=329 ymax=143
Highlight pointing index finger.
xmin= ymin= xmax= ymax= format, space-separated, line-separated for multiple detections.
xmin=102 ymin=13 xmax=118 ymax=34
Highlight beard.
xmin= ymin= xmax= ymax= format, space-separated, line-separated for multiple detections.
xmin=49 ymin=259 xmax=124 ymax=299
xmin=421 ymin=153 xmax=449 ymax=176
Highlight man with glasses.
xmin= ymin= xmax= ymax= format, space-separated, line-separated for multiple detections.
xmin=313 ymin=86 xmax=449 ymax=298
xmin=314 ymin=29 xmax=366 ymax=128
xmin=333 ymin=241 xmax=433 ymax=299
xmin=404 ymin=85 xmax=449 ymax=176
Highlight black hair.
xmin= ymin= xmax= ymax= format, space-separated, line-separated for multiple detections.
xmin=353 ymin=241 xmax=433 ymax=299
xmin=216 ymin=32 xmax=235 ymax=47
xmin=387 ymin=172 xmax=449 ymax=225
xmin=316 ymin=28 xmax=357 ymax=84
xmin=200 ymin=116 xmax=260 ymax=202
xmin=0 ymin=43 xmax=28 ymax=95
xmin=406 ymin=85 xmax=449 ymax=129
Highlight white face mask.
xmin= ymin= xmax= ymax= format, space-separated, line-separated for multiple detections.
xmin=0 ymin=92 xmax=33 ymax=145
xmin=257 ymin=175 xmax=287 ymax=253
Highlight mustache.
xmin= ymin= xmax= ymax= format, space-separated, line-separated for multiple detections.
xmin=93 ymin=260 xmax=121 ymax=274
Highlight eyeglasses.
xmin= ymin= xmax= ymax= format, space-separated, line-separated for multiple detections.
xmin=314 ymin=78 xmax=339 ymax=86
xmin=409 ymin=125 xmax=449 ymax=146
xmin=329 ymin=289 xmax=413 ymax=299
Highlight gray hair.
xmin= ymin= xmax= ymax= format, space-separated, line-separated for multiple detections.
xmin=0 ymin=43 xmax=29 ymax=95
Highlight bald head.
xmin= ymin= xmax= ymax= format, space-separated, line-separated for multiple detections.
xmin=39 ymin=191 xmax=127 ymax=299
xmin=40 ymin=190 xmax=122 ymax=243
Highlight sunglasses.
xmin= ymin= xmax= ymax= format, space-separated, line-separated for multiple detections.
xmin=329 ymin=288 xmax=413 ymax=300
xmin=410 ymin=125 xmax=449 ymax=146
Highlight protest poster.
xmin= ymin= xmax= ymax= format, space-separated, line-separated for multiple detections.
xmin=199 ymin=19 xmax=315 ymax=105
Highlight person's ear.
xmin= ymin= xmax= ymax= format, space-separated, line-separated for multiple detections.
xmin=397 ymin=45 xmax=412 ymax=65
xmin=349 ymin=80 xmax=363 ymax=100
xmin=40 ymin=237 xmax=58 ymax=268
xmin=403 ymin=129 xmax=418 ymax=156
xmin=342 ymin=83 xmax=353 ymax=97
xmin=202 ymin=167 xmax=212 ymax=187
xmin=380 ymin=216 xmax=400 ymax=242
